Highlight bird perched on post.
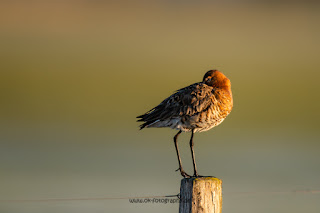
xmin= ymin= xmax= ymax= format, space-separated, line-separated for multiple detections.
xmin=137 ymin=70 xmax=233 ymax=178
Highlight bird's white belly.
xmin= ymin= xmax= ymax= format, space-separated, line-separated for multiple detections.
xmin=172 ymin=117 xmax=226 ymax=132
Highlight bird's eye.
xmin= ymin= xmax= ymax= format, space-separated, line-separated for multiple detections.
xmin=207 ymin=78 xmax=211 ymax=82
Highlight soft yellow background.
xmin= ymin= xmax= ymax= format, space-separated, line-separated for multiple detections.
xmin=1 ymin=1 xmax=319 ymax=213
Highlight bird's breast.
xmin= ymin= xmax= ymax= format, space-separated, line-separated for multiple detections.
xmin=179 ymin=89 xmax=233 ymax=132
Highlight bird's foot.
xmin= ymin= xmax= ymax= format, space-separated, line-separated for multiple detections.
xmin=175 ymin=168 xmax=191 ymax=178
xmin=192 ymin=174 xmax=216 ymax=178
xmin=192 ymin=174 xmax=203 ymax=178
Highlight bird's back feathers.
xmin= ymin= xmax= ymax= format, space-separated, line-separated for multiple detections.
xmin=137 ymin=81 xmax=232 ymax=132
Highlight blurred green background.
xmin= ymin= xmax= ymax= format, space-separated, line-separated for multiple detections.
xmin=0 ymin=1 xmax=319 ymax=213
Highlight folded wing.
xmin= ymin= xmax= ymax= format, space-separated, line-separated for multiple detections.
xmin=137 ymin=83 xmax=214 ymax=129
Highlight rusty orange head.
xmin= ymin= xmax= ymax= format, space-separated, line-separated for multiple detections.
xmin=203 ymin=70 xmax=231 ymax=90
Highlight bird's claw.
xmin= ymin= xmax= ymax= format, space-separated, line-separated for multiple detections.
xmin=181 ymin=171 xmax=191 ymax=178
xmin=176 ymin=167 xmax=191 ymax=178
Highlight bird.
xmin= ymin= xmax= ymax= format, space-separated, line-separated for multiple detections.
xmin=137 ymin=70 xmax=233 ymax=178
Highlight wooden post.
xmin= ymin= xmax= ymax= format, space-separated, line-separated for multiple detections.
xmin=179 ymin=177 xmax=222 ymax=213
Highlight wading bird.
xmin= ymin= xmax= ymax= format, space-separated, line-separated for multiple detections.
xmin=137 ymin=70 xmax=233 ymax=178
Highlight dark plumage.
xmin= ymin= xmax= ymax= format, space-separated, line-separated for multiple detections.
xmin=137 ymin=70 xmax=233 ymax=177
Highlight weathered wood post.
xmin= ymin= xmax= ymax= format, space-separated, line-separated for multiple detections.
xmin=179 ymin=177 xmax=222 ymax=213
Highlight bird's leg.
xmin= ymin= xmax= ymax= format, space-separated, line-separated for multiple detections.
xmin=190 ymin=130 xmax=199 ymax=177
xmin=174 ymin=130 xmax=191 ymax=178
